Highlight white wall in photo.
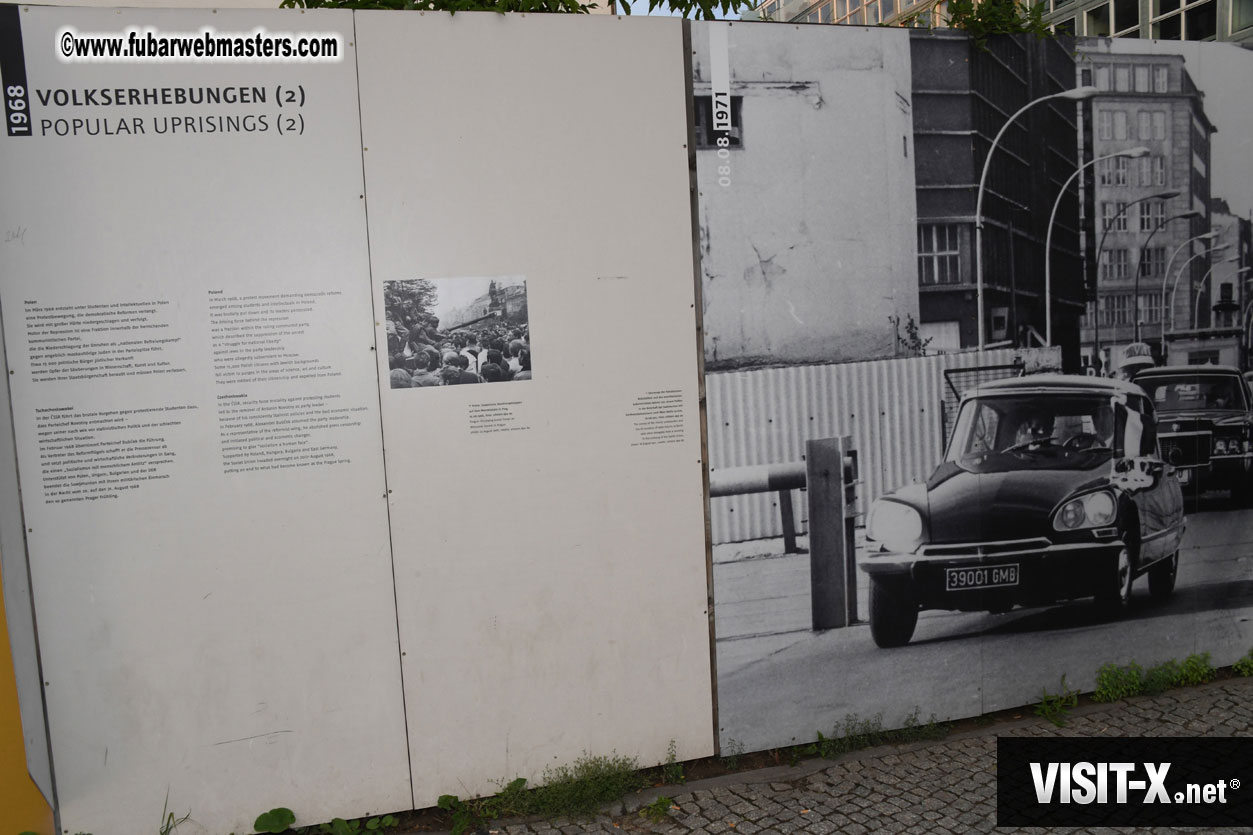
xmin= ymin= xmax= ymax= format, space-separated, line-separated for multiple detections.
xmin=354 ymin=12 xmax=713 ymax=807
xmin=0 ymin=9 xmax=410 ymax=833
xmin=691 ymin=22 xmax=920 ymax=370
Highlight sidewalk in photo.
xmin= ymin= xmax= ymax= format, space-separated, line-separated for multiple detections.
xmin=489 ymin=676 xmax=1253 ymax=835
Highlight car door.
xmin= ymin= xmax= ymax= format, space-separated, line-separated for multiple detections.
xmin=1125 ymin=394 xmax=1185 ymax=565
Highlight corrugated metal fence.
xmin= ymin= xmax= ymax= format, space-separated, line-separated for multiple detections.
xmin=705 ymin=347 xmax=1061 ymax=544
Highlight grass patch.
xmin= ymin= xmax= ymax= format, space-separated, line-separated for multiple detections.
xmin=639 ymin=796 xmax=674 ymax=823
xmin=800 ymin=708 xmax=948 ymax=762
xmin=439 ymin=751 xmax=648 ymax=834
xmin=1234 ymin=648 xmax=1253 ymax=677
xmin=1093 ymin=662 xmax=1143 ymax=702
xmin=1092 ymin=652 xmax=1224 ymax=705
xmin=1034 ymin=676 xmax=1079 ymax=728
xmin=1142 ymin=659 xmax=1180 ymax=695
xmin=1175 ymin=652 xmax=1216 ymax=686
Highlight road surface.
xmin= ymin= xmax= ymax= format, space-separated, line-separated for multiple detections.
xmin=712 ymin=499 xmax=1253 ymax=753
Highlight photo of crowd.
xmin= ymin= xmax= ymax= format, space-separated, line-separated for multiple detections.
xmin=384 ymin=276 xmax=532 ymax=390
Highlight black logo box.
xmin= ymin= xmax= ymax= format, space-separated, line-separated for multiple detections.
xmin=998 ymin=737 xmax=1253 ymax=827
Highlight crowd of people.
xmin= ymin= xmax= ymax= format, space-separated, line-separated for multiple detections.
xmin=386 ymin=315 xmax=531 ymax=389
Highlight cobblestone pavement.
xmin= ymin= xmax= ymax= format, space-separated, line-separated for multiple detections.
xmin=493 ymin=678 xmax=1253 ymax=835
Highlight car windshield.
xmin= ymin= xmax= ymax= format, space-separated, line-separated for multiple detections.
xmin=945 ymin=393 xmax=1119 ymax=472
xmin=1137 ymin=374 xmax=1247 ymax=412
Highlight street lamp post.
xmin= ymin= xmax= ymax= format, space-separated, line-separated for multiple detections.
xmin=1043 ymin=146 xmax=1149 ymax=346
xmin=1168 ymin=242 xmax=1230 ymax=337
xmin=1193 ymin=256 xmax=1239 ymax=330
xmin=1091 ymin=189 xmax=1179 ymax=374
xmin=974 ymin=85 xmax=1098 ymax=351
xmin=1133 ymin=209 xmax=1201 ymax=342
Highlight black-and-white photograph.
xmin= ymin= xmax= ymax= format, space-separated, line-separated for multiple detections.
xmin=383 ymin=275 xmax=531 ymax=389
xmin=695 ymin=22 xmax=1253 ymax=755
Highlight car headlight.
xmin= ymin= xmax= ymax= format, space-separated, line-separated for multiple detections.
xmin=867 ymin=499 xmax=924 ymax=554
xmin=1053 ymin=491 xmax=1117 ymax=532
xmin=1215 ymin=439 xmax=1229 ymax=455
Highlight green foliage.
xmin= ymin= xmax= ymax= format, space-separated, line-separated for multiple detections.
xmin=889 ymin=313 xmax=932 ymax=358
xmin=1234 ymin=648 xmax=1253 ymax=677
xmin=279 ymin=0 xmax=752 ymax=20
xmin=1174 ymin=652 xmax=1216 ymax=686
xmin=313 ymin=815 xmax=399 ymax=835
xmin=661 ymin=739 xmax=685 ymax=785
xmin=438 ymin=751 xmax=647 ymax=832
xmin=1092 ymin=662 xmax=1143 ymax=703
xmin=437 ymin=795 xmax=476 ymax=835
xmin=618 ymin=0 xmax=752 ymax=18
xmin=254 ymin=808 xmax=297 ymax=833
xmin=1142 ymin=659 xmax=1181 ymax=695
xmin=527 ymin=752 xmax=646 ymax=817
xmin=1034 ymin=675 xmax=1079 ymax=727
xmin=939 ymin=0 xmax=1052 ymax=49
xmin=158 ymin=792 xmax=191 ymax=835
xmin=721 ymin=738 xmax=745 ymax=770
xmin=639 ymin=796 xmax=674 ymax=823
xmin=805 ymin=709 xmax=947 ymax=763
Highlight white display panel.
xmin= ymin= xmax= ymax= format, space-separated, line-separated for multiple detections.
xmin=354 ymin=12 xmax=714 ymax=805
xmin=0 ymin=8 xmax=410 ymax=833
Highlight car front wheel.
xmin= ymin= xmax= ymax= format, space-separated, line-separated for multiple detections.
xmin=1095 ymin=546 xmax=1134 ymax=616
xmin=869 ymin=575 xmax=919 ymax=648
xmin=1148 ymin=551 xmax=1178 ymax=602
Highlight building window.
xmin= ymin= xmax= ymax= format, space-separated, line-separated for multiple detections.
xmin=1114 ymin=0 xmax=1140 ymax=30
xmin=1152 ymin=111 xmax=1166 ymax=140
xmin=1140 ymin=200 xmax=1165 ymax=232
xmin=1103 ymin=202 xmax=1129 ymax=232
xmin=1142 ymin=246 xmax=1167 ymax=277
xmin=799 ymin=1 xmax=834 ymax=21
xmin=918 ymin=224 xmax=962 ymax=285
xmin=1152 ymin=0 xmax=1217 ymax=39
xmin=692 ymin=95 xmax=743 ymax=150
xmin=1137 ymin=156 xmax=1167 ymax=187
xmin=1115 ymin=66 xmax=1131 ymax=91
xmin=1098 ymin=156 xmax=1130 ymax=187
xmin=761 ymin=0 xmax=780 ymax=16
xmin=1235 ymin=0 xmax=1253 ymax=31
xmin=1101 ymin=249 xmax=1130 ymax=281
xmin=1154 ymin=66 xmax=1169 ymax=91
xmin=1095 ymin=66 xmax=1111 ymax=91
xmin=1098 ymin=110 xmax=1112 ymax=140
xmin=1138 ymin=292 xmax=1165 ymax=324
xmin=1134 ymin=65 xmax=1151 ymax=91
xmin=1114 ymin=110 xmax=1128 ymax=140
xmin=1100 ymin=293 xmax=1132 ymax=325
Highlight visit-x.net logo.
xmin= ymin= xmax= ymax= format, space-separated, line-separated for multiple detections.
xmin=998 ymin=738 xmax=1252 ymax=826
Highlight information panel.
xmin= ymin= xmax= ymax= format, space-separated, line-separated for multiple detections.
xmin=355 ymin=12 xmax=714 ymax=806
xmin=0 ymin=8 xmax=410 ymax=833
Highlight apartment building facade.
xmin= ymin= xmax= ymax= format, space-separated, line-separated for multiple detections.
xmin=1075 ymin=44 xmax=1215 ymax=371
